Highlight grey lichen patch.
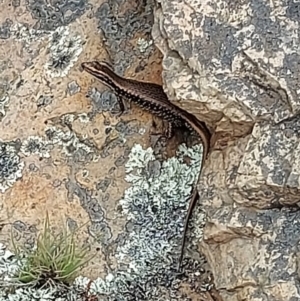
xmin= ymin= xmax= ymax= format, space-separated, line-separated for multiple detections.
xmin=115 ymin=120 xmax=140 ymax=136
xmin=0 ymin=143 xmax=210 ymax=300
xmin=156 ymin=0 xmax=300 ymax=132
xmin=45 ymin=126 xmax=98 ymax=162
xmin=65 ymin=180 xmax=112 ymax=244
xmin=88 ymin=88 xmax=122 ymax=115
xmin=36 ymin=94 xmax=54 ymax=108
xmin=10 ymin=23 xmax=46 ymax=42
xmin=10 ymin=23 xmax=83 ymax=76
xmin=100 ymin=136 xmax=127 ymax=159
xmin=236 ymin=120 xmax=300 ymax=207
xmin=0 ymin=243 xmax=19 ymax=281
xmin=0 ymin=142 xmax=24 ymax=193
xmin=20 ymin=136 xmax=52 ymax=158
xmin=86 ymin=143 xmax=207 ymax=299
xmin=45 ymin=26 xmax=83 ymax=78
xmin=0 ymin=92 xmax=9 ymax=121
xmin=118 ymin=144 xmax=204 ymax=265
xmin=72 ymin=259 xmax=211 ymax=299
xmin=0 ymin=288 xmax=65 ymax=301
xmin=26 ymin=0 xmax=89 ymax=31
xmin=71 ymin=144 xmax=209 ymax=300
xmin=78 ymin=113 xmax=90 ymax=123
xmin=10 ymin=22 xmax=47 ymax=53
xmin=88 ymin=221 xmax=112 ymax=244
xmin=136 ymin=37 xmax=153 ymax=53
xmin=96 ymin=177 xmax=112 ymax=193
xmin=54 ymin=112 xmax=91 ymax=125
xmin=0 ymin=19 xmax=13 ymax=39
xmin=67 ymin=80 xmax=81 ymax=96
xmin=95 ymin=0 xmax=155 ymax=72
xmin=59 ymin=113 xmax=76 ymax=125
xmin=67 ymin=182 xmax=105 ymax=223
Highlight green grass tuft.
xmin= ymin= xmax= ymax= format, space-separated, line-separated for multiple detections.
xmin=11 ymin=213 xmax=93 ymax=286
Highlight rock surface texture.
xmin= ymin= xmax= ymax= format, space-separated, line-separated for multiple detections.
xmin=0 ymin=0 xmax=222 ymax=300
xmin=153 ymin=0 xmax=300 ymax=300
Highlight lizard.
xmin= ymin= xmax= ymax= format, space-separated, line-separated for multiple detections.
xmin=81 ymin=60 xmax=211 ymax=270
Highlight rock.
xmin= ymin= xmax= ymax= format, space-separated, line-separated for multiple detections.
xmin=153 ymin=0 xmax=300 ymax=300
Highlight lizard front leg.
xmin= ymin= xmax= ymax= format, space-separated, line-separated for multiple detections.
xmin=114 ymin=95 xmax=128 ymax=117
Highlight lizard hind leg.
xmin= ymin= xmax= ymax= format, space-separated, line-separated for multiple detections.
xmin=114 ymin=95 xmax=128 ymax=117
xmin=149 ymin=119 xmax=174 ymax=138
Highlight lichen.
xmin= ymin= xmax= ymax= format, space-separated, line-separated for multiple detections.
xmin=0 ymin=285 xmax=83 ymax=301
xmin=0 ymin=142 xmax=24 ymax=193
xmin=0 ymin=92 xmax=9 ymax=120
xmin=45 ymin=26 xmax=83 ymax=78
xmin=75 ymin=143 xmax=208 ymax=300
xmin=0 ymin=288 xmax=57 ymax=301
xmin=67 ymin=81 xmax=81 ymax=96
xmin=26 ymin=0 xmax=89 ymax=31
xmin=0 ymin=143 xmax=209 ymax=299
xmin=0 ymin=19 xmax=13 ymax=39
xmin=77 ymin=113 xmax=90 ymax=123
xmin=136 ymin=37 xmax=153 ymax=53
xmin=87 ymin=88 xmax=121 ymax=115
xmin=118 ymin=143 xmax=204 ymax=270
xmin=17 ymin=124 xmax=99 ymax=163
xmin=10 ymin=22 xmax=46 ymax=43
xmin=36 ymin=95 xmax=53 ymax=108
xmin=21 ymin=136 xmax=52 ymax=158
xmin=0 ymin=243 xmax=19 ymax=281
xmin=45 ymin=126 xmax=98 ymax=162
xmin=10 ymin=23 xmax=82 ymax=77
xmin=10 ymin=22 xmax=47 ymax=55
xmin=95 ymin=0 xmax=155 ymax=73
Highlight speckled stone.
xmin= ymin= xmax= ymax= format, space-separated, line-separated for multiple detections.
xmin=0 ymin=0 xmax=217 ymax=300
xmin=153 ymin=0 xmax=300 ymax=300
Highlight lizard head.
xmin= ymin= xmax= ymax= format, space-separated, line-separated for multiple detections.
xmin=81 ymin=61 xmax=116 ymax=86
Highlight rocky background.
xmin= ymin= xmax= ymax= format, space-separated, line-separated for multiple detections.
xmin=0 ymin=0 xmax=220 ymax=300
xmin=1 ymin=0 xmax=300 ymax=300
xmin=153 ymin=0 xmax=300 ymax=300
